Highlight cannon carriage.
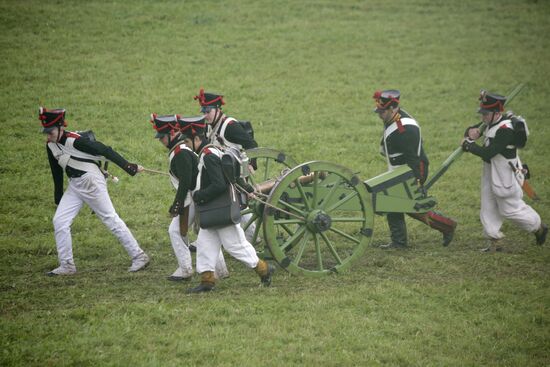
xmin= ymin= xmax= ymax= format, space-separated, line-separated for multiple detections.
xmin=238 ymin=147 xmax=439 ymax=278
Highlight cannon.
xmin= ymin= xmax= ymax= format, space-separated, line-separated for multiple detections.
xmin=240 ymin=148 xmax=437 ymax=278
xmin=238 ymin=84 xmax=526 ymax=278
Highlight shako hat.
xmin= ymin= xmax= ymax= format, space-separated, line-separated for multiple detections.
xmin=178 ymin=115 xmax=207 ymax=139
xmin=478 ymin=90 xmax=506 ymax=113
xmin=150 ymin=114 xmax=180 ymax=138
xmin=39 ymin=107 xmax=66 ymax=133
xmin=372 ymin=90 xmax=400 ymax=113
xmin=194 ymin=88 xmax=225 ymax=112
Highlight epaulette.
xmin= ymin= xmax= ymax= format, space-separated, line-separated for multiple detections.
xmin=396 ymin=120 xmax=405 ymax=133
xmin=66 ymin=132 xmax=81 ymax=139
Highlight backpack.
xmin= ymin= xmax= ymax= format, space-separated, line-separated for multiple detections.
xmin=75 ymin=130 xmax=97 ymax=142
xmin=237 ymin=120 xmax=254 ymax=140
xmin=221 ymin=146 xmax=251 ymax=182
xmin=509 ymin=115 xmax=529 ymax=149
xmin=216 ymin=119 xmax=255 ymax=145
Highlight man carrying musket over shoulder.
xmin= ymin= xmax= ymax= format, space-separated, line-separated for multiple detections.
xmin=462 ymin=90 xmax=547 ymax=251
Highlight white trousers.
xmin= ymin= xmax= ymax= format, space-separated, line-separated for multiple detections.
xmin=480 ymin=163 xmax=541 ymax=239
xmin=53 ymin=172 xmax=143 ymax=264
xmin=196 ymin=223 xmax=259 ymax=274
xmin=168 ymin=202 xmax=228 ymax=278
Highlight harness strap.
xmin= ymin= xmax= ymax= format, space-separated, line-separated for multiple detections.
xmin=167 ymin=143 xmax=196 ymax=207
xmin=382 ymin=118 xmax=422 ymax=169
xmin=484 ymin=119 xmax=515 ymax=149
xmin=48 ymin=142 xmax=102 ymax=174
xmin=210 ymin=116 xmax=241 ymax=149
xmin=195 ymin=144 xmax=223 ymax=192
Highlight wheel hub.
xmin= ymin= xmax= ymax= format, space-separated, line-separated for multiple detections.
xmin=306 ymin=210 xmax=332 ymax=233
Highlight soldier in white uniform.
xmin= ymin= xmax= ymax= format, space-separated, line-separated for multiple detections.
xmin=150 ymin=114 xmax=228 ymax=281
xmin=178 ymin=120 xmax=274 ymax=293
xmin=40 ymin=107 xmax=149 ymax=275
xmin=372 ymin=90 xmax=457 ymax=249
xmin=462 ymin=91 xmax=547 ymax=251
xmin=193 ymin=89 xmax=258 ymax=243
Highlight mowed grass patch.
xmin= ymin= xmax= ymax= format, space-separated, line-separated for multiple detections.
xmin=1 ymin=0 xmax=550 ymax=366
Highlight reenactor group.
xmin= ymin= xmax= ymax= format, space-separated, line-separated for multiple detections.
xmin=39 ymin=88 xmax=548 ymax=292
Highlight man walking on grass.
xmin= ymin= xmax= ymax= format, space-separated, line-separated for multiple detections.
xmin=40 ymin=107 xmax=149 ymax=275
xmin=372 ymin=90 xmax=457 ymax=249
xmin=178 ymin=119 xmax=274 ymax=293
xmin=150 ymin=113 xmax=228 ymax=281
xmin=193 ymin=89 xmax=258 ymax=245
xmin=462 ymin=90 xmax=547 ymax=251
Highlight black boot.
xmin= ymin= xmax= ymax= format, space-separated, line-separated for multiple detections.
xmin=186 ymin=271 xmax=215 ymax=294
xmin=255 ymin=260 xmax=275 ymax=287
xmin=535 ymin=223 xmax=548 ymax=245
xmin=381 ymin=213 xmax=407 ymax=249
xmin=186 ymin=283 xmax=214 ymax=293
xmin=442 ymin=230 xmax=454 ymax=247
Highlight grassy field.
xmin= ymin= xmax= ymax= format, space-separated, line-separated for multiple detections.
xmin=1 ymin=0 xmax=549 ymax=366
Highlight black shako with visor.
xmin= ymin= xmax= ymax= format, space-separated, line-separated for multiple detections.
xmin=193 ymin=88 xmax=258 ymax=169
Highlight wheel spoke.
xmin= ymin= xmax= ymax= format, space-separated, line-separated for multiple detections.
xmin=325 ymin=191 xmax=358 ymax=213
xmin=241 ymin=208 xmax=254 ymax=215
xmin=320 ymin=232 xmax=343 ymax=265
xmin=280 ymin=223 xmax=296 ymax=236
xmin=252 ymin=216 xmax=263 ymax=244
xmin=314 ymin=233 xmax=323 ymax=271
xmin=293 ymin=178 xmax=311 ymax=211
xmin=241 ymin=213 xmax=257 ymax=232
xmin=280 ymin=225 xmax=306 ymax=252
xmin=292 ymin=231 xmax=310 ymax=266
xmin=328 ymin=226 xmax=361 ymax=244
xmin=273 ymin=218 xmax=304 ymax=225
xmin=318 ymin=175 xmax=342 ymax=210
xmin=276 ymin=198 xmax=306 ymax=217
xmin=329 ymin=216 xmax=366 ymax=223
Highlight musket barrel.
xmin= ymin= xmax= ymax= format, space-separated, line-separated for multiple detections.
xmin=424 ymin=83 xmax=525 ymax=191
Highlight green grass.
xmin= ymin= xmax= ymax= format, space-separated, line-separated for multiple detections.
xmin=1 ymin=0 xmax=549 ymax=366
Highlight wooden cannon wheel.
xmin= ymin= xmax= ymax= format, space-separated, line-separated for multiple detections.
xmin=241 ymin=148 xmax=298 ymax=258
xmin=262 ymin=161 xmax=374 ymax=277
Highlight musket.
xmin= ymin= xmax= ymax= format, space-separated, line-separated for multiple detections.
xmin=424 ymin=83 xmax=526 ymax=191
xmin=508 ymin=161 xmax=540 ymax=201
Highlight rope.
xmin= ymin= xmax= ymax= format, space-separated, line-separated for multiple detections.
xmin=142 ymin=167 xmax=170 ymax=176
xmin=234 ymin=182 xmax=306 ymax=221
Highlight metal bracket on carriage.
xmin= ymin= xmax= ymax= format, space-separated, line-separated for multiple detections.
xmin=413 ymin=200 xmax=437 ymax=212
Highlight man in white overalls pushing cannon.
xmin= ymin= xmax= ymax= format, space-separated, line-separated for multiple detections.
xmin=462 ymin=91 xmax=547 ymax=251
